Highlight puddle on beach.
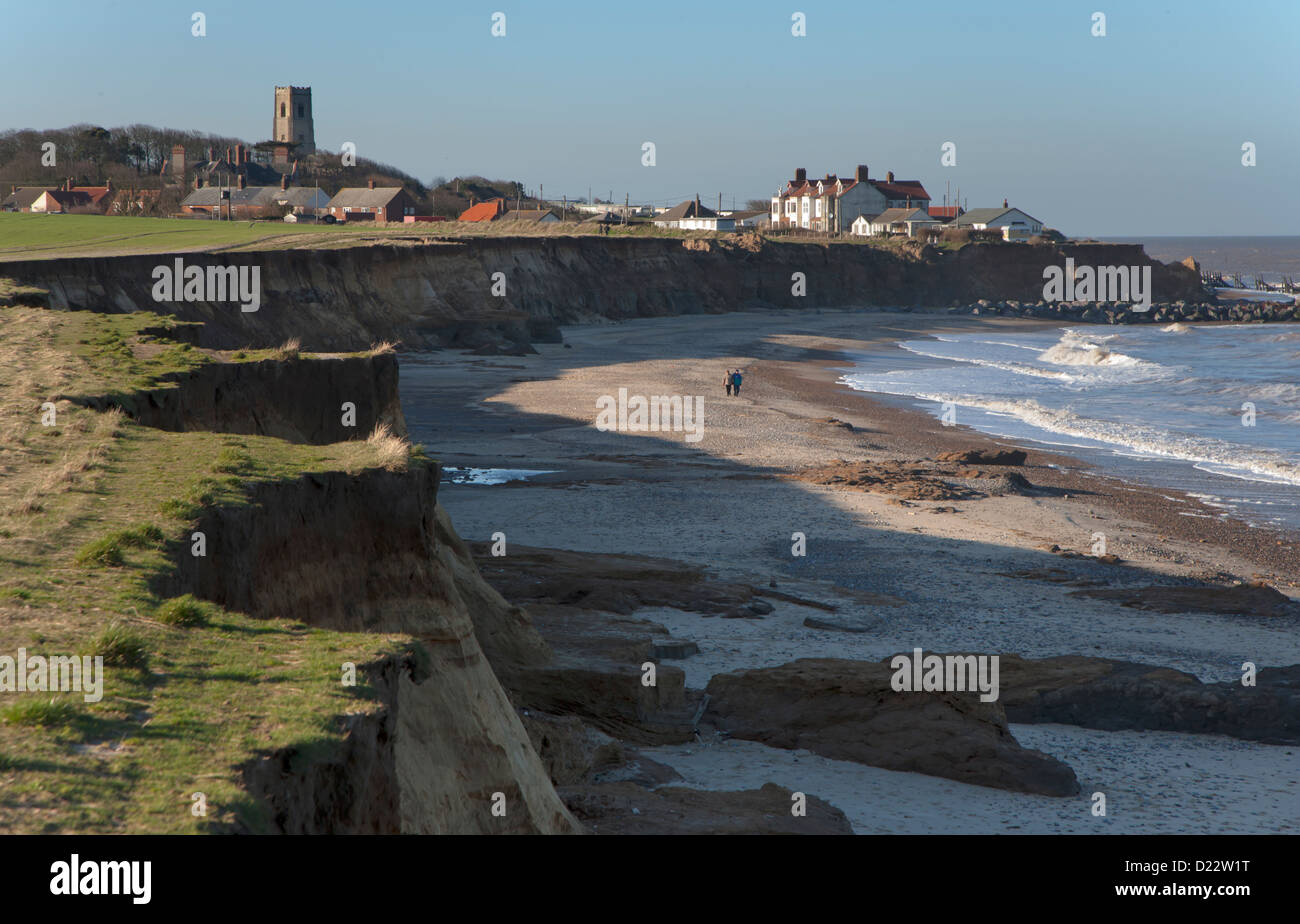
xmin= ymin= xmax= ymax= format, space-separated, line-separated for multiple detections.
xmin=440 ymin=466 xmax=556 ymax=485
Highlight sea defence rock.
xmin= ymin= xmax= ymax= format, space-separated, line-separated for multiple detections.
xmin=3 ymin=238 xmax=1206 ymax=352
xmin=67 ymin=352 xmax=407 ymax=444
xmin=997 ymin=654 xmax=1300 ymax=744
xmin=703 ymin=658 xmax=1080 ymax=796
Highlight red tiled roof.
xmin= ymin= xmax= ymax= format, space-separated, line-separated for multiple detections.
xmin=458 ymin=198 xmax=505 ymax=221
xmin=74 ymin=186 xmax=112 ymax=205
xmin=44 ymin=189 xmax=94 ymax=210
xmin=928 ymin=206 xmax=960 ymax=219
xmin=871 ymin=180 xmax=930 ymax=201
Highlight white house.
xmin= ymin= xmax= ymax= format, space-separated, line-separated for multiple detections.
xmin=953 ymin=203 xmax=1043 ymax=239
xmin=772 ymin=165 xmax=931 ymax=233
xmin=728 ymin=209 xmax=769 ymax=229
xmin=865 ymin=207 xmax=938 ymax=236
xmin=653 ymin=197 xmax=735 ymax=231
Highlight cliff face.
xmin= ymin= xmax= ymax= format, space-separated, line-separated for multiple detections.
xmin=6 ymin=237 xmax=1203 ymax=352
xmin=154 ymin=461 xmax=572 ymax=833
xmin=69 ymin=352 xmax=407 ymax=444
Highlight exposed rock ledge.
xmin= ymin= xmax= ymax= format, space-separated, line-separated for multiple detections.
xmin=704 ymin=658 xmax=1080 ymax=796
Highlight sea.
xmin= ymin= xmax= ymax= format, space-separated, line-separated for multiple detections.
xmin=841 ymin=322 xmax=1300 ymax=532
xmin=1107 ymin=235 xmax=1300 ymax=286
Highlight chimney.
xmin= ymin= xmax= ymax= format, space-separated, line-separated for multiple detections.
xmin=855 ymin=164 xmax=869 ymax=182
xmin=235 ymin=143 xmax=244 ymax=164
xmin=238 ymin=174 xmax=246 ymax=190
xmin=225 ymin=147 xmax=231 ymax=164
xmin=794 ymin=167 xmax=806 ymax=184
xmin=886 ymin=171 xmax=895 ymax=183
xmin=281 ymin=174 xmax=288 ymax=191
xmin=368 ymin=179 xmax=376 ymax=190
xmin=695 ymin=193 xmax=701 ymax=214
xmin=1003 ymin=198 xmax=1009 ymax=208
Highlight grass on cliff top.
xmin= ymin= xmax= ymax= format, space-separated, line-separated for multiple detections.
xmin=0 ymin=210 xmax=988 ymax=262
xmin=0 ymin=304 xmax=421 ymax=833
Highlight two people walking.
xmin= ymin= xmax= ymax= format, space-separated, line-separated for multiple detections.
xmin=723 ymin=368 xmax=743 ymax=397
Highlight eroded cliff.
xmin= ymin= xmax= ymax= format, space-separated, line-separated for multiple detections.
xmin=5 ymin=236 xmax=1204 ymax=352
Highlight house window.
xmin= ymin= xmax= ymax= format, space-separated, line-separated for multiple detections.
xmin=814 ymin=200 xmax=821 ymax=217
xmin=280 ymin=103 xmax=286 ymax=117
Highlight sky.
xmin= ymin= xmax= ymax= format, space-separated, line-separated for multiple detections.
xmin=1 ymin=0 xmax=1297 ymax=236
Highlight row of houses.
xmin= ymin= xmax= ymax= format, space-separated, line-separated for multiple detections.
xmin=644 ymin=162 xmax=1044 ymax=241
xmin=176 ymin=177 xmax=417 ymax=222
xmin=2 ymin=179 xmax=115 ymax=213
xmin=769 ymin=163 xmax=1042 ymax=240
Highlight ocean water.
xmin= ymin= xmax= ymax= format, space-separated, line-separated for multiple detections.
xmin=841 ymin=324 xmax=1300 ymax=530
xmin=1106 ymin=235 xmax=1300 ymax=284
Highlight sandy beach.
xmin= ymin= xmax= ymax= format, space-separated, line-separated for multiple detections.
xmin=400 ymin=308 xmax=1300 ymax=834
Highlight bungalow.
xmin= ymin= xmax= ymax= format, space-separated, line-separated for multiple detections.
xmin=179 ymin=175 xmax=328 ymax=219
xmin=500 ymin=208 xmax=559 ymax=224
xmin=6 ymin=180 xmax=113 ymax=214
xmin=859 ymin=207 xmax=939 ymax=236
xmin=653 ymin=197 xmax=735 ymax=231
xmin=458 ymin=198 xmax=507 ymax=222
xmin=180 ymin=181 xmax=276 ymax=219
xmin=326 ymin=181 xmax=417 ymax=223
xmin=772 ymin=165 xmax=931 ymax=234
xmin=953 ymin=202 xmax=1043 ymax=240
xmin=728 ymin=209 xmax=769 ymax=229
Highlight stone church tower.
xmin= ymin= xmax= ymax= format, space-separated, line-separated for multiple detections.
xmin=273 ymin=86 xmax=315 ymax=154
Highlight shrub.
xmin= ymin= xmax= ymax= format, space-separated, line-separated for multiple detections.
xmin=83 ymin=623 xmax=149 ymax=670
xmin=155 ymin=594 xmax=214 ymax=627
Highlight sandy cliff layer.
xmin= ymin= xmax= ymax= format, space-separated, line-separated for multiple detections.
xmin=69 ymin=352 xmax=407 ymax=444
xmin=154 ymin=461 xmax=573 ymax=833
xmin=6 ymin=237 xmax=1203 ymax=351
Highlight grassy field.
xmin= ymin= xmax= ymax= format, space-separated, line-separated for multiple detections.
xmin=0 ymin=212 xmax=352 ymax=261
xmin=0 ymin=211 xmax=943 ymax=263
xmin=0 ymin=298 xmax=420 ymax=832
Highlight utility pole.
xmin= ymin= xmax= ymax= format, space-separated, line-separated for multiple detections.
xmin=624 ymin=192 xmax=629 ymax=224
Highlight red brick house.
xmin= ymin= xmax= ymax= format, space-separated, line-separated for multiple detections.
xmin=325 ymin=181 xmax=416 ymax=223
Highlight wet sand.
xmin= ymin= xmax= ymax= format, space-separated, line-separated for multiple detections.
xmin=400 ymin=307 xmax=1300 ymax=833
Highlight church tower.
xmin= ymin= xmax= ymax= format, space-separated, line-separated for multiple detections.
xmin=273 ymin=86 xmax=315 ymax=154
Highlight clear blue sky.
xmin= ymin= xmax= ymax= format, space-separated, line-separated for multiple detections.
xmin=2 ymin=0 xmax=1297 ymax=235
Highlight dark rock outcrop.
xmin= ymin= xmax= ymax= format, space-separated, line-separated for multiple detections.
xmin=998 ymin=654 xmax=1300 ymax=744
xmin=559 ymin=781 xmax=854 ymax=835
xmin=704 ymin=658 xmax=1080 ymax=796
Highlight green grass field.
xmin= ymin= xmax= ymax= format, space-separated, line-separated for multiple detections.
xmin=0 ymin=212 xmax=351 ymax=261
xmin=0 ymin=301 xmax=419 ymax=832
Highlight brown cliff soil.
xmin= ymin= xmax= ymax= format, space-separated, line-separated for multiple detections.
xmin=3 ymin=238 xmax=1203 ymax=352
